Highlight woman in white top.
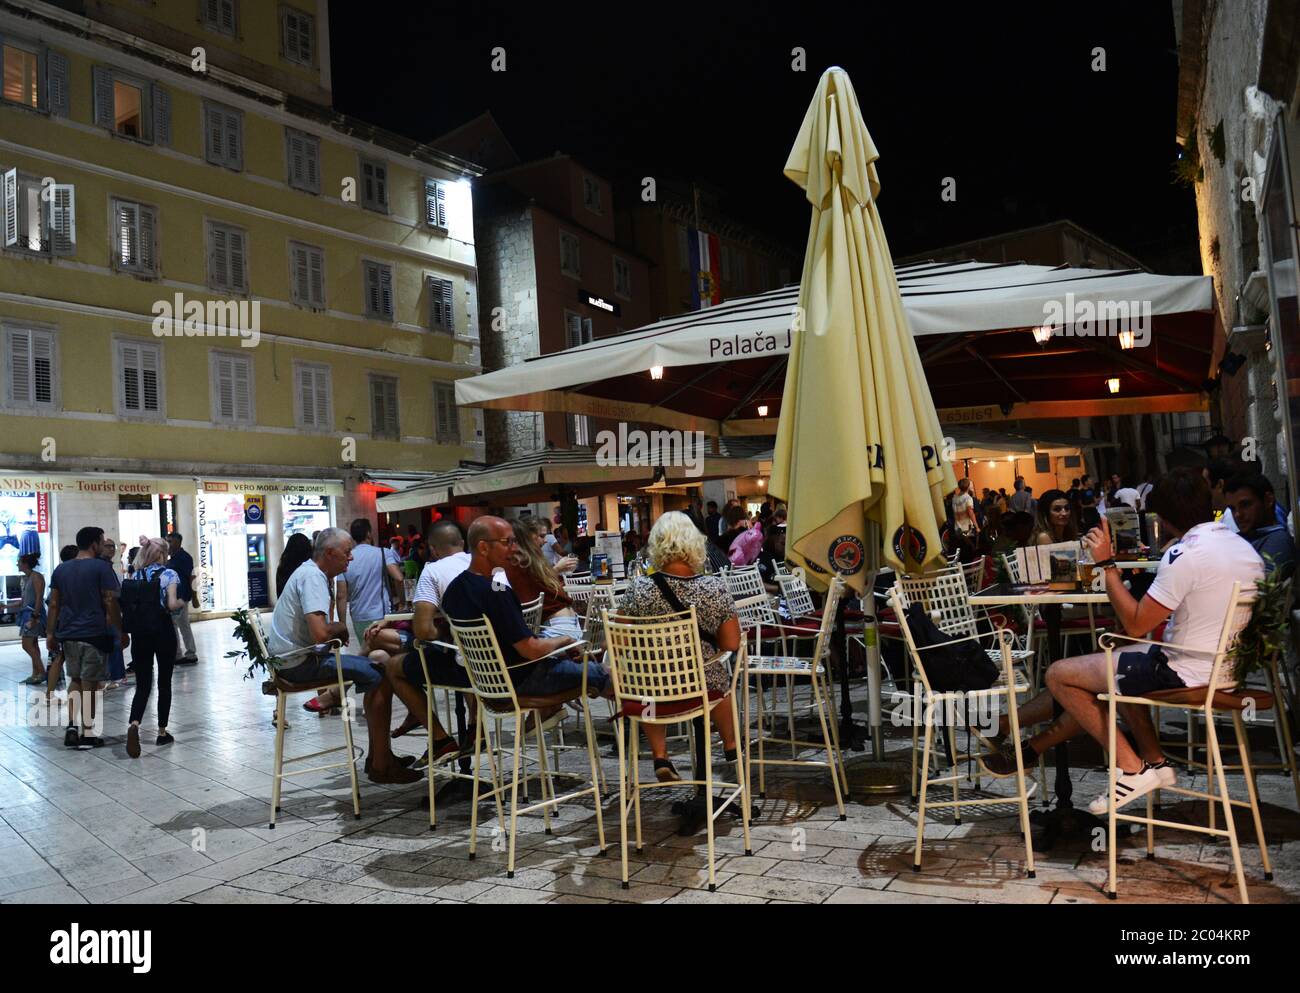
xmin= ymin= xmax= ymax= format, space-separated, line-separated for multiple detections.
xmin=951 ymin=478 xmax=979 ymax=537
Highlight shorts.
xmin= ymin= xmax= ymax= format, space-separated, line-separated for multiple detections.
xmin=401 ymin=643 xmax=471 ymax=689
xmin=277 ymin=651 xmax=383 ymax=692
xmin=63 ymin=640 xmax=109 ymax=684
xmin=18 ymin=606 xmax=45 ymax=639
xmin=1115 ymin=646 xmax=1186 ymax=696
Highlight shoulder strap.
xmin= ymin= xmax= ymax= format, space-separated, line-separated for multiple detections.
xmin=375 ymin=545 xmax=389 ymax=615
xmin=649 ymin=572 xmax=715 ymax=647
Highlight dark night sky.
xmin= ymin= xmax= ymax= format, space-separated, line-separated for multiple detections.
xmin=329 ymin=0 xmax=1198 ymax=272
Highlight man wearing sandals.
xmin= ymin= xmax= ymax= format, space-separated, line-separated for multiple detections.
xmin=268 ymin=527 xmax=420 ymax=784
xmin=981 ymin=468 xmax=1263 ymax=814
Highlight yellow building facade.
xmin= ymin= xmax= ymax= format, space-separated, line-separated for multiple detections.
xmin=0 ymin=0 xmax=482 ymax=617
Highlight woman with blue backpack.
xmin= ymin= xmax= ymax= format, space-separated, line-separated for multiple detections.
xmin=121 ymin=537 xmax=183 ymax=759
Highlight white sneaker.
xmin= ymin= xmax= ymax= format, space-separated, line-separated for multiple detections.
xmin=1151 ymin=762 xmax=1177 ymax=788
xmin=1087 ymin=765 xmax=1164 ymax=815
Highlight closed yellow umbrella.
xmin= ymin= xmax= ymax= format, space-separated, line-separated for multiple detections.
xmin=772 ymin=66 xmax=956 ymax=593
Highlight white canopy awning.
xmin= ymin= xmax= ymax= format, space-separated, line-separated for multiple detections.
xmin=456 ymin=260 xmax=1214 ymax=434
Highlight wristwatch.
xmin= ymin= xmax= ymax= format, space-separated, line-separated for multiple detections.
xmin=1093 ymin=558 xmax=1118 ymax=571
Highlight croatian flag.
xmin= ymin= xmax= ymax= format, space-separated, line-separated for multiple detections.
xmin=688 ymin=228 xmax=722 ymax=309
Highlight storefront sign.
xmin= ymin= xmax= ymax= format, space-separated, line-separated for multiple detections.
xmin=580 ymin=289 xmax=620 ymax=316
xmin=937 ymin=405 xmax=1007 ymax=425
xmin=284 ymin=494 xmax=328 ymax=512
xmin=202 ymin=480 xmax=344 ymax=496
xmin=244 ymin=495 xmax=265 ymax=525
xmin=196 ymin=496 xmax=214 ymax=612
xmin=36 ymin=493 xmax=48 ymax=533
xmin=0 ymin=474 xmax=197 ymax=494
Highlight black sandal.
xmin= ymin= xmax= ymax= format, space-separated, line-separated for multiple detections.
xmin=654 ymin=758 xmax=681 ymax=783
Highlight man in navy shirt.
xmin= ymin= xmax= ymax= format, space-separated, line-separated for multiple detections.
xmin=1225 ymin=472 xmax=1295 ymax=576
xmin=441 ymin=516 xmax=611 ymax=715
xmin=166 ymin=533 xmax=198 ymax=665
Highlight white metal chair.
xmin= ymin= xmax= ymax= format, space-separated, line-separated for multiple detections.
xmin=446 ymin=615 xmax=606 ymax=878
xmin=1098 ymin=581 xmax=1272 ymax=903
xmin=603 ymin=606 xmax=752 ymax=892
xmin=563 ymin=572 xmax=594 ymax=615
xmin=890 ymin=591 xmax=1036 ymax=875
xmin=725 ymin=563 xmax=766 ymax=601
xmin=249 ymin=611 xmax=361 ymax=829
xmin=519 ymin=593 xmax=544 ymax=633
xmin=744 ymin=577 xmax=850 ymax=816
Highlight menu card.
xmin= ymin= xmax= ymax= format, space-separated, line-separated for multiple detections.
xmin=1013 ymin=541 xmax=1082 ymax=590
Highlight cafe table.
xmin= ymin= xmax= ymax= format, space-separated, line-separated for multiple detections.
xmin=968 ymin=581 xmax=1113 ymax=847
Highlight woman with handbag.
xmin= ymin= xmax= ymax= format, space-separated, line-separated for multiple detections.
xmin=617 ymin=512 xmax=743 ymax=783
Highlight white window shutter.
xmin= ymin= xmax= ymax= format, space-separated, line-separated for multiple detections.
xmin=233 ymin=358 xmax=251 ymax=421
xmin=229 ymin=229 xmax=246 ymax=291
xmin=308 ymin=247 xmax=323 ymax=306
xmin=92 ymin=66 xmax=113 ymax=127
xmin=31 ymin=331 xmax=53 ymax=405
xmin=215 ymin=355 xmax=235 ymax=420
xmin=283 ymin=10 xmax=300 ymax=62
xmin=426 ymin=180 xmax=447 ymax=227
xmin=141 ymin=345 xmax=160 ymax=411
xmin=47 ymin=184 xmax=75 ymax=256
xmin=9 ymin=331 xmax=32 ymax=405
xmin=296 ymin=365 xmax=314 ymax=427
xmin=115 ymin=201 xmax=137 ymax=266
xmin=46 ymin=51 xmax=69 ymax=117
xmin=3 ymin=169 xmax=17 ymax=248
xmin=121 ymin=342 xmax=141 ymax=411
xmin=287 ymin=132 xmax=304 ymax=185
xmin=152 ymin=84 xmax=171 ymax=146
xmin=565 ymin=312 xmax=582 ymax=349
xmin=314 ymin=369 xmax=330 ymax=428
xmin=138 ymin=207 xmax=155 ymax=273
xmin=370 ymin=380 xmax=385 ymax=433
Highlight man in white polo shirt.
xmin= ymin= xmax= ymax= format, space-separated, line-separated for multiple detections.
xmin=979 ymin=467 xmax=1262 ymax=813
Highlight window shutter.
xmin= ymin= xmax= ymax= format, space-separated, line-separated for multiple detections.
xmin=215 ymin=354 xmax=235 ymax=420
xmin=426 ymin=180 xmax=447 ymax=227
xmin=282 ymin=9 xmax=300 ymax=62
xmin=224 ymin=111 xmax=242 ymax=170
xmin=379 ymin=265 xmax=393 ymax=317
xmin=313 ymin=369 xmax=329 ymax=428
xmin=205 ymin=105 xmax=223 ymax=162
xmin=121 ymin=343 xmax=141 ymax=411
xmin=47 ymin=184 xmax=75 ymax=256
xmin=296 ymin=364 xmax=315 ymax=427
xmin=233 ymin=358 xmax=251 ymax=421
xmin=141 ymin=345 xmax=159 ymax=411
xmin=429 ymin=276 xmax=453 ymax=331
xmin=305 ymin=136 xmax=318 ymax=190
xmin=31 ymin=331 xmax=53 ymax=405
xmin=298 ymin=15 xmax=313 ymax=63
xmin=364 ymin=262 xmax=379 ymax=315
xmin=46 ymin=50 xmax=69 ymax=117
xmin=151 ymin=84 xmax=171 ymax=146
xmin=307 ymin=247 xmax=323 ymax=306
xmin=370 ymin=380 xmax=385 ymax=434
xmin=228 ymin=229 xmax=246 ymax=292
xmin=210 ymin=225 xmax=227 ymax=287
xmin=287 ymin=131 xmax=304 ymax=185
xmin=9 ymin=331 xmax=31 ymax=404
xmin=115 ymin=201 xmax=137 ymax=266
xmin=291 ymin=244 xmax=308 ymax=303
xmin=219 ymin=0 xmax=236 ymax=33
xmin=3 ymin=169 xmax=16 ymax=248
xmin=204 ymin=0 xmax=221 ymax=26
xmin=138 ymin=206 xmax=155 ymax=273
xmin=582 ymin=317 xmax=593 ymax=343
xmin=565 ymin=312 xmax=583 ymax=349
xmin=92 ymin=66 xmax=113 ymax=127
xmin=384 ymin=382 xmax=398 ymax=437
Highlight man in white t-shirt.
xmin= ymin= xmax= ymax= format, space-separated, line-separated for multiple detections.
xmin=980 ymin=467 xmax=1262 ymax=813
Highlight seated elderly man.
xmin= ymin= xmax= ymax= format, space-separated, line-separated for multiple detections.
xmin=268 ymin=527 xmax=420 ymax=784
xmin=981 ymin=468 xmax=1263 ymax=813
xmin=617 ymin=511 xmax=743 ymax=783
xmin=439 ymin=516 xmax=611 ymax=712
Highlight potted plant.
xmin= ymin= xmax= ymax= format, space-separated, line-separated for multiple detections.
xmin=225 ymin=606 xmax=285 ymax=683
xmin=1231 ymin=571 xmax=1292 ymax=684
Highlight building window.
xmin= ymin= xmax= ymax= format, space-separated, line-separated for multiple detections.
xmin=294 ymin=360 xmax=332 ymax=430
xmin=4 ymin=325 xmax=56 ymax=409
xmin=1 ymin=39 xmax=41 ymax=109
xmin=567 ymin=414 xmax=591 ymax=447
xmin=425 ymin=178 xmax=447 ymax=228
xmin=560 ymin=231 xmax=581 ymax=278
xmin=433 ymin=381 xmax=459 ymax=444
xmin=280 ymin=6 xmax=315 ymax=65
xmin=3 ymin=169 xmax=75 ymax=255
xmin=289 ymin=241 xmax=325 ymax=309
xmin=116 ymin=339 xmax=163 ymax=417
xmin=203 ymin=102 xmax=243 ymax=170
xmin=363 ymin=260 xmax=394 ymax=320
xmin=369 ymin=374 xmax=400 ymax=439
xmin=360 ymin=157 xmax=388 ymax=213
xmin=111 ymin=199 xmax=158 ymax=276
xmin=427 ymin=275 xmax=454 ymax=333
xmin=91 ymin=68 xmax=169 ymax=144
xmin=210 ymin=351 xmax=253 ymax=425
xmin=564 ymin=310 xmax=593 ymax=350
xmin=206 ymin=221 xmax=248 ymax=294
xmin=583 ymin=175 xmax=602 ymax=214
xmin=613 ymin=256 xmax=631 ymax=299
xmin=285 ymin=127 xmax=320 ymax=193
xmin=201 ymin=0 xmax=239 ymax=36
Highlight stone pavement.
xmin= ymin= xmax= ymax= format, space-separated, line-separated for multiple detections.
xmin=1 ymin=618 xmax=1298 ymax=905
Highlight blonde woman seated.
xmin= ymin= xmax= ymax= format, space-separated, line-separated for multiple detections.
xmin=505 ymin=519 xmax=583 ymax=641
xmin=617 ymin=511 xmax=742 ymax=782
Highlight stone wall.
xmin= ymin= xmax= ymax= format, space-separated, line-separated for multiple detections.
xmin=476 ymin=207 xmax=544 ymax=463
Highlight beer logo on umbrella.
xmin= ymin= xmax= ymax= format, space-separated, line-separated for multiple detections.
xmin=892 ymin=525 xmax=928 ymax=566
xmin=828 ymin=534 xmax=865 ymax=575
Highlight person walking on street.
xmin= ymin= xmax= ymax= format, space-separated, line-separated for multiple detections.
xmin=17 ymin=553 xmax=47 ymax=685
xmin=122 ymin=538 xmax=183 ymax=758
xmin=46 ymin=527 xmax=125 ymax=749
xmin=166 ymin=532 xmax=199 ymax=665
